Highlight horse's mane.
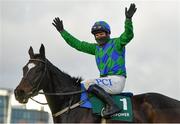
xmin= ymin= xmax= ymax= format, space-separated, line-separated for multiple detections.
xmin=45 ymin=58 xmax=82 ymax=86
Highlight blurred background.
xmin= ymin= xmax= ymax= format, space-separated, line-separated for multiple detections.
xmin=0 ymin=0 xmax=180 ymax=123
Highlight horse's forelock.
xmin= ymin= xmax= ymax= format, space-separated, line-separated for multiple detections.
xmin=34 ymin=54 xmax=42 ymax=59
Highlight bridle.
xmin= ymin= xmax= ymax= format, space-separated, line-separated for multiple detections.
xmin=23 ymin=58 xmax=48 ymax=97
xmin=23 ymin=58 xmax=87 ymax=117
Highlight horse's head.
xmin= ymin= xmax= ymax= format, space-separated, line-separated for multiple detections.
xmin=15 ymin=44 xmax=47 ymax=103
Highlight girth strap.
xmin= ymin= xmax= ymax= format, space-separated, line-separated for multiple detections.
xmin=53 ymin=100 xmax=85 ymax=117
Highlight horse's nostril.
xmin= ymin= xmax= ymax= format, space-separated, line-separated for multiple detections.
xmin=19 ymin=90 xmax=26 ymax=97
xmin=15 ymin=90 xmax=25 ymax=98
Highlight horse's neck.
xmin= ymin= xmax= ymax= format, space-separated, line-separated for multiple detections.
xmin=42 ymin=60 xmax=81 ymax=114
xmin=41 ymin=60 xmax=100 ymax=123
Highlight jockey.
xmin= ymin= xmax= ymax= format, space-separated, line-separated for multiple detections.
xmin=52 ymin=3 xmax=137 ymax=118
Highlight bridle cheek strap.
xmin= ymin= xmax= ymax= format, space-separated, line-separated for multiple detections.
xmin=27 ymin=59 xmax=47 ymax=97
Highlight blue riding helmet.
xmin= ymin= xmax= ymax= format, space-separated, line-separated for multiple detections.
xmin=91 ymin=21 xmax=111 ymax=35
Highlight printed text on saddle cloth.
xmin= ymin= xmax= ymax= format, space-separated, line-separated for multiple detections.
xmin=81 ymin=75 xmax=126 ymax=94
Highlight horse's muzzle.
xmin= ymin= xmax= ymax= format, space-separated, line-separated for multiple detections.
xmin=14 ymin=89 xmax=29 ymax=104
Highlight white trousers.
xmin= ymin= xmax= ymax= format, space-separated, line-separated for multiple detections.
xmin=81 ymin=75 xmax=126 ymax=94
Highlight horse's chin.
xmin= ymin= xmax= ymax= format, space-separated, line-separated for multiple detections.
xmin=15 ymin=95 xmax=29 ymax=104
xmin=18 ymin=98 xmax=29 ymax=104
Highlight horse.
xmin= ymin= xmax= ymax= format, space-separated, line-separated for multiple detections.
xmin=14 ymin=44 xmax=180 ymax=123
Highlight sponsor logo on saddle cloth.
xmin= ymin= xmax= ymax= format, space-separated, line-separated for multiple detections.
xmin=90 ymin=94 xmax=133 ymax=122
xmin=80 ymin=84 xmax=133 ymax=122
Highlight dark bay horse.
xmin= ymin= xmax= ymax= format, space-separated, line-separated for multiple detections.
xmin=14 ymin=44 xmax=180 ymax=123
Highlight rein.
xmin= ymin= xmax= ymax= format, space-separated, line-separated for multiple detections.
xmin=30 ymin=90 xmax=86 ymax=105
xmin=38 ymin=90 xmax=85 ymax=96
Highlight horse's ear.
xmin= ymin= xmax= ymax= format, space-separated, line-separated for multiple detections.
xmin=28 ymin=46 xmax=34 ymax=59
xmin=39 ymin=44 xmax=45 ymax=58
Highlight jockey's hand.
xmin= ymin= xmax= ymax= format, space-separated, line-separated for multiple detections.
xmin=125 ymin=3 xmax=137 ymax=20
xmin=52 ymin=17 xmax=64 ymax=32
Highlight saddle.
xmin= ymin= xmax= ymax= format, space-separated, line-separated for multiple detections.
xmin=80 ymin=84 xmax=133 ymax=122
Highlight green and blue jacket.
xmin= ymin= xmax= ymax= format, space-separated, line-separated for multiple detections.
xmin=60 ymin=19 xmax=134 ymax=77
